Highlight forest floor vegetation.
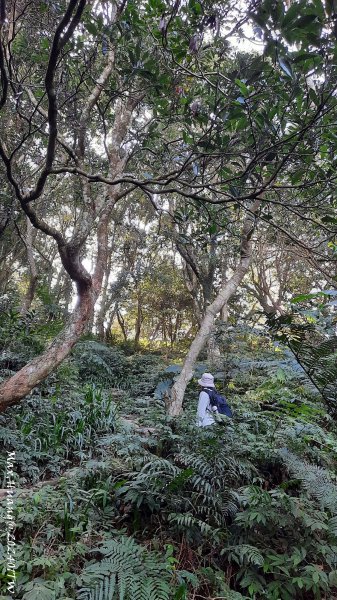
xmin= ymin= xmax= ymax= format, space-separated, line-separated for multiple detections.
xmin=1 ymin=327 xmax=337 ymax=600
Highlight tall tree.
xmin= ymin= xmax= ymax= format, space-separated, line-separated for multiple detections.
xmin=0 ymin=0 xmax=336 ymax=413
xmin=0 ymin=0 xmax=140 ymax=409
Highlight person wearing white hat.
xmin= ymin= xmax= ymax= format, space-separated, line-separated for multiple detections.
xmin=196 ymin=372 xmax=216 ymax=427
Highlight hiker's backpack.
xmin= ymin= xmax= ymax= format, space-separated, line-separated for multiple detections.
xmin=203 ymin=387 xmax=233 ymax=418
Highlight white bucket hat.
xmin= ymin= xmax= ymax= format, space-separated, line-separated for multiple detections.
xmin=197 ymin=372 xmax=215 ymax=388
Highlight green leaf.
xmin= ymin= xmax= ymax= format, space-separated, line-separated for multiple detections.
xmin=182 ymin=131 xmax=193 ymax=144
xmin=291 ymin=292 xmax=325 ymax=303
xmin=189 ymin=0 xmax=202 ymax=14
xmin=292 ymin=577 xmax=304 ymax=589
xmin=321 ymin=215 xmax=337 ymax=225
xmin=293 ymin=52 xmax=318 ymax=63
xmin=41 ymin=38 xmax=49 ymax=50
xmin=329 ymin=570 xmax=337 ymax=586
xmin=281 ymin=3 xmax=301 ymax=28
xmin=208 ymin=223 xmax=217 ymax=235
xmin=235 ymin=79 xmax=249 ymax=96
xmin=148 ymin=0 xmax=165 ymax=9
xmin=295 ymin=14 xmax=319 ymax=28
xmin=85 ymin=22 xmax=98 ymax=36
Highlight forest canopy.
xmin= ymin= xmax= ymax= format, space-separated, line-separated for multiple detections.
xmin=0 ymin=0 xmax=336 ymax=410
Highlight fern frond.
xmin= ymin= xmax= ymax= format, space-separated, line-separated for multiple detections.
xmin=279 ymin=449 xmax=337 ymax=514
xmin=77 ymin=537 xmax=172 ymax=600
xmin=168 ymin=512 xmax=223 ymax=541
xmin=222 ymin=544 xmax=264 ymax=567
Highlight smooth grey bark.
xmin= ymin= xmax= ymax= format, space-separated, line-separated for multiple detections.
xmin=168 ymin=200 xmax=261 ymax=416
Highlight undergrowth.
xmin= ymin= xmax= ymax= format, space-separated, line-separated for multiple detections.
xmin=1 ymin=325 xmax=337 ymax=599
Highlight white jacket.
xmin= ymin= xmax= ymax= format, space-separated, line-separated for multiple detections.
xmin=196 ymin=390 xmax=216 ymax=427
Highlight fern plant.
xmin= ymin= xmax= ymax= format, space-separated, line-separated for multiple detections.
xmin=72 ymin=341 xmax=129 ymax=386
xmin=76 ymin=536 xmax=182 ymax=600
xmin=268 ymin=310 xmax=337 ymax=413
xmin=278 ymin=448 xmax=337 ymax=514
xmin=113 ymin=425 xmax=257 ymax=548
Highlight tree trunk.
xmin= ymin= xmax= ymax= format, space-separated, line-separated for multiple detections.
xmin=0 ymin=284 xmax=94 ymax=411
xmin=104 ymin=302 xmax=118 ymax=342
xmin=20 ymin=217 xmax=38 ymax=315
xmin=168 ymin=200 xmax=260 ymax=416
xmin=62 ymin=275 xmax=74 ymax=316
xmin=96 ymin=299 xmax=107 ymax=341
xmin=206 ymin=302 xmax=228 ymax=363
xmin=149 ymin=322 xmax=161 ymax=341
xmin=116 ymin=309 xmax=128 ymax=342
xmin=0 ymin=12 xmax=138 ymax=412
xmin=96 ymin=245 xmax=113 ymax=340
xmin=134 ymin=295 xmax=142 ymax=347
xmin=221 ymin=303 xmax=229 ymax=323
xmin=206 ymin=333 xmax=222 ymax=364
xmin=182 ymin=264 xmax=203 ymax=325
xmin=168 ymin=269 xmax=249 ymax=415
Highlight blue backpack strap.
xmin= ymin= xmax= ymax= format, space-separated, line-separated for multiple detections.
xmin=202 ymin=387 xmax=215 ymax=409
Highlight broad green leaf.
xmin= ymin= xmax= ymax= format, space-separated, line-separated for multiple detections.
xmin=235 ymin=79 xmax=249 ymax=96
xmin=282 ymin=3 xmax=303 ymax=29
xmin=85 ymin=22 xmax=98 ymax=36
xmin=295 ymin=14 xmax=319 ymax=28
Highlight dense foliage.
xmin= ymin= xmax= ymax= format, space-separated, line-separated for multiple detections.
xmin=0 ymin=0 xmax=336 ymax=408
xmin=1 ymin=316 xmax=337 ymax=599
xmin=1 ymin=0 xmax=337 ymax=598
